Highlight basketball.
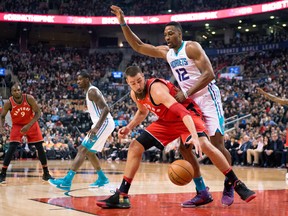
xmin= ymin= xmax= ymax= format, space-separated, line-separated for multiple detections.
xmin=168 ymin=160 xmax=194 ymax=186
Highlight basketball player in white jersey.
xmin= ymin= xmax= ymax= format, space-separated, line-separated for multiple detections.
xmin=49 ymin=71 xmax=115 ymax=191
xmin=111 ymin=5 xmax=235 ymax=207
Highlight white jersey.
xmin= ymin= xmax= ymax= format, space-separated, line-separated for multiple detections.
xmin=83 ymin=85 xmax=115 ymax=152
xmin=166 ymin=41 xmax=224 ymax=136
xmin=166 ymin=41 xmax=213 ymax=99
xmin=86 ymin=85 xmax=113 ymax=125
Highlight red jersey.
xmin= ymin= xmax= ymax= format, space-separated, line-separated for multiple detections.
xmin=9 ymin=94 xmax=34 ymax=125
xmin=136 ymin=78 xmax=202 ymax=122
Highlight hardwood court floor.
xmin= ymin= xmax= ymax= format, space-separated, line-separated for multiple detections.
xmin=0 ymin=159 xmax=287 ymax=216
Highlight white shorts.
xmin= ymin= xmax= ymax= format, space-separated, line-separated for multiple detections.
xmin=82 ymin=118 xmax=115 ymax=152
xmin=191 ymin=83 xmax=225 ymax=137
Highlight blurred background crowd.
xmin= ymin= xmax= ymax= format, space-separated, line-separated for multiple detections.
xmin=0 ymin=0 xmax=287 ymax=169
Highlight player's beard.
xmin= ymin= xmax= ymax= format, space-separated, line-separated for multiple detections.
xmin=134 ymin=85 xmax=147 ymax=100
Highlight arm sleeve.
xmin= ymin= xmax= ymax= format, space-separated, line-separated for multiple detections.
xmin=169 ymin=102 xmax=190 ymax=119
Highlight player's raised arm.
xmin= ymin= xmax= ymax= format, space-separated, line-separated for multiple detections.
xmin=257 ymin=87 xmax=288 ymax=106
xmin=111 ymin=5 xmax=168 ymax=59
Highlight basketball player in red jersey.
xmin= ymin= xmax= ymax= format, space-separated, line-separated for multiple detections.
xmin=96 ymin=66 xmax=255 ymax=209
xmin=0 ymin=82 xmax=53 ymax=184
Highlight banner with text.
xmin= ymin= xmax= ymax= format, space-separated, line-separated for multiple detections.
xmin=205 ymin=41 xmax=288 ymax=56
xmin=0 ymin=1 xmax=287 ymax=25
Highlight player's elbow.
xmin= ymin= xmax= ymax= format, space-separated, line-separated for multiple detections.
xmin=209 ymin=71 xmax=216 ymax=81
xmin=103 ymin=106 xmax=110 ymax=115
xmin=133 ymin=43 xmax=144 ymax=53
xmin=205 ymin=71 xmax=215 ymax=82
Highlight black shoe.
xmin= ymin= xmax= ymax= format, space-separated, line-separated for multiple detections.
xmin=42 ymin=172 xmax=54 ymax=181
xmin=0 ymin=173 xmax=6 ymax=185
xmin=234 ymin=180 xmax=256 ymax=202
xmin=96 ymin=189 xmax=131 ymax=209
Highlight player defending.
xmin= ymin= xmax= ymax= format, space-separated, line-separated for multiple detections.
xmin=111 ymin=5 xmax=234 ymax=206
xmin=257 ymin=88 xmax=288 ymax=105
xmin=0 ymin=82 xmax=53 ymax=184
xmin=48 ymin=72 xmax=115 ymax=190
xmin=96 ymin=66 xmax=255 ymax=209
xmin=257 ymin=87 xmax=288 ymax=172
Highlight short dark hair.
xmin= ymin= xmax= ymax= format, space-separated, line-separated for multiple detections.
xmin=165 ymin=21 xmax=183 ymax=32
xmin=78 ymin=71 xmax=90 ymax=80
xmin=10 ymin=82 xmax=21 ymax=91
xmin=124 ymin=66 xmax=142 ymax=78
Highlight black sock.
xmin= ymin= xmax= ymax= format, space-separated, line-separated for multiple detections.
xmin=43 ymin=166 xmax=49 ymax=174
xmin=119 ymin=176 xmax=132 ymax=194
xmin=1 ymin=167 xmax=7 ymax=175
xmin=225 ymin=169 xmax=239 ymax=186
xmin=34 ymin=142 xmax=48 ymax=165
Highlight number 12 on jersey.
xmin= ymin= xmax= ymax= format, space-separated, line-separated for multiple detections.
xmin=175 ymin=68 xmax=189 ymax=81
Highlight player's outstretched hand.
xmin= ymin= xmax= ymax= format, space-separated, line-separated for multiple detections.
xmin=111 ymin=5 xmax=125 ymax=24
xmin=186 ymin=136 xmax=202 ymax=158
xmin=118 ymin=126 xmax=131 ymax=139
xmin=256 ymin=87 xmax=266 ymax=95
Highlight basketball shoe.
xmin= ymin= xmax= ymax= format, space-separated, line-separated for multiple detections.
xmin=234 ymin=180 xmax=256 ymax=202
xmin=89 ymin=176 xmax=109 ymax=187
xmin=181 ymin=187 xmax=213 ymax=208
xmin=0 ymin=173 xmax=6 ymax=185
xmin=96 ymin=189 xmax=131 ymax=209
xmin=221 ymin=178 xmax=234 ymax=206
xmin=48 ymin=177 xmax=71 ymax=191
xmin=42 ymin=172 xmax=54 ymax=181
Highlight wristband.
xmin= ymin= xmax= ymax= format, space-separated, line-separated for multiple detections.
xmin=120 ymin=22 xmax=127 ymax=27
xmin=183 ymin=91 xmax=188 ymax=99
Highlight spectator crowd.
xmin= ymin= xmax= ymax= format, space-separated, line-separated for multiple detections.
xmin=0 ymin=0 xmax=287 ymax=169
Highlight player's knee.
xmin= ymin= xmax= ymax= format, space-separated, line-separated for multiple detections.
xmin=129 ymin=140 xmax=144 ymax=156
xmin=78 ymin=145 xmax=89 ymax=155
xmin=210 ymin=133 xmax=224 ymax=148
xmin=34 ymin=142 xmax=44 ymax=151
xmin=200 ymin=138 xmax=216 ymax=155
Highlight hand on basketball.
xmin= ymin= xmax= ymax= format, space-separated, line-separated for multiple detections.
xmin=186 ymin=137 xmax=202 ymax=158
xmin=111 ymin=5 xmax=126 ymax=24
xmin=118 ymin=126 xmax=130 ymax=139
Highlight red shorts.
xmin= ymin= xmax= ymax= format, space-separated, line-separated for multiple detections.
xmin=146 ymin=111 xmax=207 ymax=146
xmin=10 ymin=122 xmax=43 ymax=143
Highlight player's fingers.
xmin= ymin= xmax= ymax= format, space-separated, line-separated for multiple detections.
xmin=194 ymin=144 xmax=199 ymax=155
xmin=111 ymin=5 xmax=119 ymax=12
xmin=198 ymin=146 xmax=203 ymax=158
xmin=175 ymin=95 xmax=180 ymax=102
